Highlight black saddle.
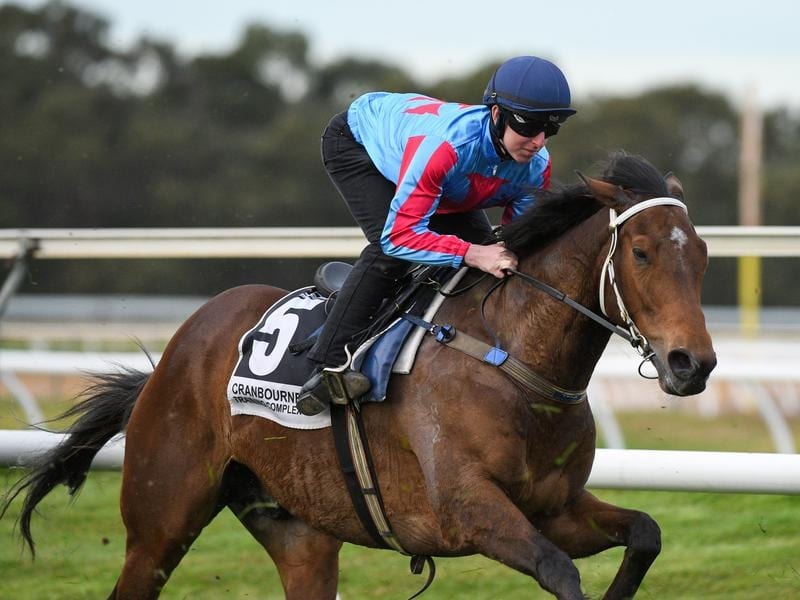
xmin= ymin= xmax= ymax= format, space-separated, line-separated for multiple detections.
xmin=311 ymin=261 xmax=459 ymax=346
xmin=313 ymin=261 xmax=352 ymax=296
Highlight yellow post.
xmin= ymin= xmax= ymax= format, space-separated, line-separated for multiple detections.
xmin=738 ymin=256 xmax=761 ymax=337
xmin=737 ymin=87 xmax=763 ymax=337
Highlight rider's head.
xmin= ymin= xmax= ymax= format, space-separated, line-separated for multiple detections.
xmin=483 ymin=56 xmax=576 ymax=161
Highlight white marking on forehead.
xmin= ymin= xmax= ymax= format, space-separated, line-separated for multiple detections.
xmin=670 ymin=226 xmax=689 ymax=249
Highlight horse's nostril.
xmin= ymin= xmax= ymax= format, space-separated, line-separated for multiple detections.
xmin=667 ymin=349 xmax=697 ymax=379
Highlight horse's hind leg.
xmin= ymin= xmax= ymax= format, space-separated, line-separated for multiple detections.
xmin=113 ymin=463 xmax=228 ymax=599
xmin=226 ymin=464 xmax=342 ymax=600
xmin=112 ymin=402 xmax=232 ymax=598
xmin=539 ymin=490 xmax=661 ymax=600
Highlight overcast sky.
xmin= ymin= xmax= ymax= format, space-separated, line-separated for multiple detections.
xmin=14 ymin=0 xmax=800 ymax=110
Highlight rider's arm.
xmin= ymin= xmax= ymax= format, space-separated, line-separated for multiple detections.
xmin=380 ymin=136 xmax=471 ymax=267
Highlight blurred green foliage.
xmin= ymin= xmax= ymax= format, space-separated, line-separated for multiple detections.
xmin=1 ymin=2 xmax=798 ymax=302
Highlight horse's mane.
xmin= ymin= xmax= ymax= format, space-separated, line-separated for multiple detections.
xmin=497 ymin=151 xmax=670 ymax=255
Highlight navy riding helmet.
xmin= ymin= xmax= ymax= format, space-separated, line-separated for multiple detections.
xmin=483 ymin=56 xmax=577 ymax=125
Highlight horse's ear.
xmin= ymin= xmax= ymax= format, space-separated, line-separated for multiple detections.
xmin=575 ymin=171 xmax=629 ymax=210
xmin=664 ymin=172 xmax=685 ymax=201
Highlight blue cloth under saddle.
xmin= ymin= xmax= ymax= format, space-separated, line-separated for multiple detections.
xmin=353 ymin=317 xmax=417 ymax=403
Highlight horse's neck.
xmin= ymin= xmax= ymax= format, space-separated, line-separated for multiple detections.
xmin=501 ymin=210 xmax=613 ymax=390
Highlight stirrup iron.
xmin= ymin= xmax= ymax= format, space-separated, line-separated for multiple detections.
xmin=322 ymin=368 xmax=371 ymax=405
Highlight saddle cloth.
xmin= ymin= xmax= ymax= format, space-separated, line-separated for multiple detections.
xmin=226 ymin=268 xmax=467 ymax=429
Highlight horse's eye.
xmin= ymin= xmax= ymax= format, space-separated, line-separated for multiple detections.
xmin=632 ymin=247 xmax=649 ymax=263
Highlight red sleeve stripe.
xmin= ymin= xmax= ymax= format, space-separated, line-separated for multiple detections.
xmin=397 ymin=135 xmax=425 ymax=184
xmin=388 ymin=139 xmax=468 ymax=258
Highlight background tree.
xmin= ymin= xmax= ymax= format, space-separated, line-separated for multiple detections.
xmin=0 ymin=1 xmax=797 ymax=303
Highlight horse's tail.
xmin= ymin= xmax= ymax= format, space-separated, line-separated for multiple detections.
xmin=1 ymin=365 xmax=151 ymax=556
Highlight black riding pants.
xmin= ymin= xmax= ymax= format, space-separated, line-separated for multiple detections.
xmin=308 ymin=111 xmax=493 ymax=366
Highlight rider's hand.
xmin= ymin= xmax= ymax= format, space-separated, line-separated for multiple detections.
xmin=464 ymin=242 xmax=518 ymax=278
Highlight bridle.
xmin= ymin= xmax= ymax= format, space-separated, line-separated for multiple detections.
xmin=503 ymin=196 xmax=688 ymax=375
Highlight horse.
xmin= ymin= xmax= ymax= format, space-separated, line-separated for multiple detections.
xmin=3 ymin=151 xmax=716 ymax=599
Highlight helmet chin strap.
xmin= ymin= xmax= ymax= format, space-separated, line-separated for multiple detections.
xmin=489 ymin=109 xmax=512 ymax=160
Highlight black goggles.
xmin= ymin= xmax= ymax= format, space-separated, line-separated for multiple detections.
xmin=503 ymin=109 xmax=561 ymax=138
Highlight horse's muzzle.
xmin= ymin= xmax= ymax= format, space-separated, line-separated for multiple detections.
xmin=654 ymin=347 xmax=717 ymax=396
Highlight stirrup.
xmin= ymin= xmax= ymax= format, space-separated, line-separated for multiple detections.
xmin=296 ymin=368 xmax=372 ymax=416
xmin=322 ymin=368 xmax=371 ymax=405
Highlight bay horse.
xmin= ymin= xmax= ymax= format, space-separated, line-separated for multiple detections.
xmin=3 ymin=152 xmax=716 ymax=599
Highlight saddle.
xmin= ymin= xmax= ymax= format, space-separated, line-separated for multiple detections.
xmin=225 ymin=262 xmax=463 ymax=428
xmin=312 ymin=261 xmax=352 ymax=296
xmin=315 ymin=261 xmax=460 ymax=401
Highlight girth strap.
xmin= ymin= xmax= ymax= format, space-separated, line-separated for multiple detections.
xmin=401 ymin=313 xmax=586 ymax=404
xmin=330 ymin=403 xmax=437 ymax=598
xmin=330 ymin=404 xmax=394 ymax=549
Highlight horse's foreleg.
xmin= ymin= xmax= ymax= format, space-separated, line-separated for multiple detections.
xmin=433 ymin=483 xmax=585 ymax=600
xmin=230 ymin=497 xmax=342 ymax=600
xmin=538 ymin=490 xmax=661 ymax=600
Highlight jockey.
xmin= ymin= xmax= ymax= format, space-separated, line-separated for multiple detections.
xmin=297 ymin=55 xmax=577 ymax=416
